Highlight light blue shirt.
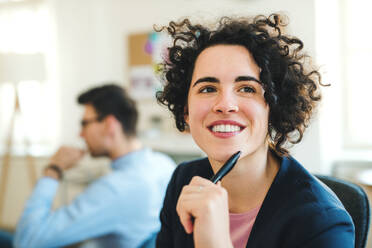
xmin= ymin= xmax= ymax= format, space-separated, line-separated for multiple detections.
xmin=13 ymin=148 xmax=175 ymax=248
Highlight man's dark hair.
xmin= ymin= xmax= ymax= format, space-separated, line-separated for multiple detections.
xmin=155 ymin=14 xmax=326 ymax=156
xmin=78 ymin=84 xmax=138 ymax=137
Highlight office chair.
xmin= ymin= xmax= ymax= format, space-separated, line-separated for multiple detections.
xmin=316 ymin=175 xmax=370 ymax=248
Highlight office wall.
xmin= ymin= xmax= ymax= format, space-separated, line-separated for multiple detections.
xmin=48 ymin=0 xmax=322 ymax=172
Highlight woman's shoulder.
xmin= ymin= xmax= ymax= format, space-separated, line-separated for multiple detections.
xmin=277 ymin=156 xmax=346 ymax=210
xmin=249 ymin=156 xmax=354 ymax=247
xmin=260 ymin=155 xmax=353 ymax=228
xmin=269 ymin=155 xmax=353 ymax=227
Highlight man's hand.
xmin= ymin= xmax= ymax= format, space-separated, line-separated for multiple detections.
xmin=49 ymin=146 xmax=85 ymax=171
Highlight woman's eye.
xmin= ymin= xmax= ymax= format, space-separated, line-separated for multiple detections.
xmin=238 ymin=86 xmax=256 ymax=93
xmin=200 ymin=87 xmax=216 ymax=93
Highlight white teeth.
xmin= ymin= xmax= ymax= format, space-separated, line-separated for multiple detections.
xmin=212 ymin=124 xmax=241 ymax=133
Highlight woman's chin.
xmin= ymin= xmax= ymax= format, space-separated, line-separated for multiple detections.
xmin=205 ymin=149 xmax=241 ymax=165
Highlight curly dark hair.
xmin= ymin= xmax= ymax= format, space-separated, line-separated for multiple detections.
xmin=155 ymin=14 xmax=325 ymax=156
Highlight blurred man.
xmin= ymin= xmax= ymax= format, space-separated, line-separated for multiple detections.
xmin=14 ymin=84 xmax=175 ymax=248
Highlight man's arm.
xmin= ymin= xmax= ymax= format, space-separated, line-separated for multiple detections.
xmin=13 ymin=174 xmax=123 ymax=248
xmin=13 ymin=146 xmax=95 ymax=248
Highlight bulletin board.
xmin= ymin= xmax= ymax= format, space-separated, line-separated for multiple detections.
xmin=128 ymin=33 xmax=152 ymax=66
xmin=128 ymin=32 xmax=169 ymax=99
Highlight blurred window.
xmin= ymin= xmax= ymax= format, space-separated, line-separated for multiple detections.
xmin=0 ymin=0 xmax=58 ymax=156
xmin=342 ymin=0 xmax=372 ymax=149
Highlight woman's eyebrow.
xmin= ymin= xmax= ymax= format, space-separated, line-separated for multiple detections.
xmin=192 ymin=76 xmax=261 ymax=87
xmin=192 ymin=77 xmax=219 ymax=87
xmin=235 ymin=76 xmax=262 ymax=84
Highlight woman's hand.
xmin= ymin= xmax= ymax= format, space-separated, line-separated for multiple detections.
xmin=176 ymin=176 xmax=233 ymax=248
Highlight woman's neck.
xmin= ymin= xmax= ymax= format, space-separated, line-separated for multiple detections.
xmin=213 ymin=147 xmax=280 ymax=213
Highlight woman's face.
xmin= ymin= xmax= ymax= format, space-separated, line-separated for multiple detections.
xmin=185 ymin=44 xmax=269 ymax=164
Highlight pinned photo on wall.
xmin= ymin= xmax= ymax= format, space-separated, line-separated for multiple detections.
xmin=128 ymin=31 xmax=170 ymax=99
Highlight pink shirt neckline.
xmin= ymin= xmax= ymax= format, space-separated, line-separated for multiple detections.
xmin=229 ymin=205 xmax=261 ymax=248
xmin=229 ymin=204 xmax=261 ymax=218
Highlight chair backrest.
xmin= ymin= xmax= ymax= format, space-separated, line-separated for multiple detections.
xmin=316 ymin=175 xmax=370 ymax=248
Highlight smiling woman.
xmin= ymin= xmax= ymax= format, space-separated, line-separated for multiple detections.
xmin=155 ymin=14 xmax=355 ymax=248
xmin=156 ymin=15 xmax=323 ymax=157
xmin=186 ymin=45 xmax=268 ymax=164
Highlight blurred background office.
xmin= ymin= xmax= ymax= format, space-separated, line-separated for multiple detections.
xmin=0 ymin=0 xmax=371 ymax=246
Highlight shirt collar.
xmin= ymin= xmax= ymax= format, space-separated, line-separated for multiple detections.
xmin=111 ymin=148 xmax=150 ymax=170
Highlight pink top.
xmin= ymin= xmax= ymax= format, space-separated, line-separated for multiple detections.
xmin=229 ymin=205 xmax=261 ymax=248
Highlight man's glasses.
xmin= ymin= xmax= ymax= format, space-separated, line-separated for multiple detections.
xmin=80 ymin=117 xmax=102 ymax=128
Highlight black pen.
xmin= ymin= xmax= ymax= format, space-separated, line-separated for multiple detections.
xmin=210 ymin=151 xmax=241 ymax=183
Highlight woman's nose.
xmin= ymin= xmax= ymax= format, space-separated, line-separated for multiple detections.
xmin=212 ymin=92 xmax=239 ymax=113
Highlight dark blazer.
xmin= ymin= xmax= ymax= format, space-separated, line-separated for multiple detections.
xmin=156 ymin=156 xmax=355 ymax=248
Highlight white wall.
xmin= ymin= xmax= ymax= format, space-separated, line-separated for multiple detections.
xmin=48 ymin=0 xmax=323 ymax=172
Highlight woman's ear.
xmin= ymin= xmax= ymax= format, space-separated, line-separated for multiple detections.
xmin=184 ymin=106 xmax=189 ymax=125
xmin=183 ymin=106 xmax=191 ymax=132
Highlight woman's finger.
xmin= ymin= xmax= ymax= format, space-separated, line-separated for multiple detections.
xmin=178 ymin=209 xmax=194 ymax=234
xmin=177 ymin=192 xmax=196 ymax=234
xmin=189 ymin=176 xmax=214 ymax=187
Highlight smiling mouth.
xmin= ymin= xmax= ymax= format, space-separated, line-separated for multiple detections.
xmin=208 ymin=123 xmax=246 ymax=134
